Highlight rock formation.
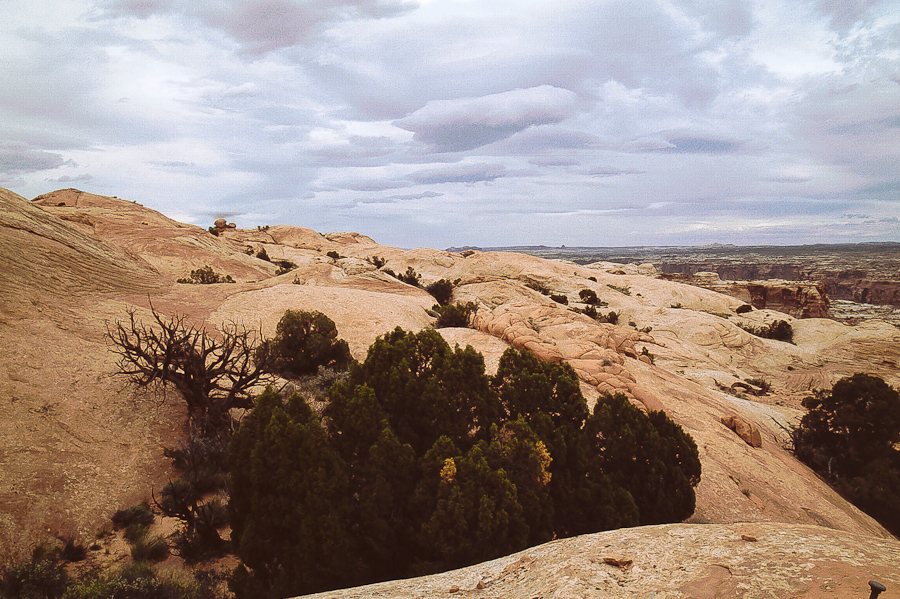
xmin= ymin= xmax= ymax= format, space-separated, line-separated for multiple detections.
xmin=2 ymin=187 xmax=899 ymax=596
xmin=660 ymin=272 xmax=830 ymax=318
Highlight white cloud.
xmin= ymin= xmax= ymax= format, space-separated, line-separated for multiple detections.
xmin=0 ymin=0 xmax=898 ymax=247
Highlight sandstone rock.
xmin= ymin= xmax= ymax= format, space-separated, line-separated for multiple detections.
xmin=4 ymin=185 xmax=900 ymax=576
xmin=721 ymin=415 xmax=763 ymax=448
xmin=298 ymin=523 xmax=900 ymax=599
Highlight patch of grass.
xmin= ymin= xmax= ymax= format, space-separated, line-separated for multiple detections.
xmin=111 ymin=503 xmax=154 ymax=531
xmin=130 ymin=536 xmax=169 ymax=562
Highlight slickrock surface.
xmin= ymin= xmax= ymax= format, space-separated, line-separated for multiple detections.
xmin=660 ymin=272 xmax=830 ymax=318
xmin=2 ymin=187 xmax=900 ymax=594
xmin=301 ymin=523 xmax=900 ymax=599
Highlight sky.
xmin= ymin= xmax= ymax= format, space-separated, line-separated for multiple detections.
xmin=1 ymin=0 xmax=898 ymax=249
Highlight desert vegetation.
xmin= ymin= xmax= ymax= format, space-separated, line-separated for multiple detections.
xmin=106 ymin=305 xmax=269 ymax=434
xmin=792 ymin=373 xmax=900 ymax=536
xmin=736 ymin=319 xmax=793 ymax=343
xmin=227 ymin=327 xmax=701 ymax=598
xmin=254 ymin=309 xmax=351 ymax=378
xmin=432 ymin=302 xmax=478 ymax=328
xmin=177 ymin=266 xmax=235 ymax=285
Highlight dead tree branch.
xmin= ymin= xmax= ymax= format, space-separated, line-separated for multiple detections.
xmin=106 ymin=303 xmax=270 ymax=433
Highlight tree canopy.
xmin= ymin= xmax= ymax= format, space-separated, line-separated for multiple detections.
xmin=229 ymin=327 xmax=701 ymax=598
xmin=792 ymin=373 xmax=900 ymax=536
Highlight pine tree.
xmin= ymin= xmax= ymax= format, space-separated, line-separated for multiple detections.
xmin=229 ymin=387 xmax=357 ymax=598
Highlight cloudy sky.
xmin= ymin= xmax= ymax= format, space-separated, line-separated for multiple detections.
xmin=2 ymin=0 xmax=898 ymax=248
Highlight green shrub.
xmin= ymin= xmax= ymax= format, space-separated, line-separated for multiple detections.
xmin=255 ymin=310 xmax=351 ymax=378
xmin=397 ymin=267 xmax=422 ymax=287
xmin=130 ymin=536 xmax=169 ymax=562
xmin=367 ymin=255 xmax=386 ymax=268
xmin=579 ymin=289 xmax=598 ymax=304
xmin=433 ymin=302 xmax=477 ymax=328
xmin=606 ymin=284 xmax=631 ymax=296
xmin=550 ymin=293 xmax=568 ymax=305
xmin=177 ymin=266 xmax=235 ymax=284
xmin=112 ymin=503 xmax=154 ymax=531
xmin=273 ymin=259 xmax=296 ymax=275
xmin=737 ymin=319 xmax=793 ymax=343
xmin=425 ymin=279 xmax=459 ymax=306
xmin=229 ymin=330 xmax=700 ymax=598
xmin=581 ymin=305 xmax=598 ymax=319
xmin=598 ymin=311 xmax=618 ymax=325
xmin=64 ymin=561 xmax=201 ymax=599
xmin=0 ymin=545 xmax=68 ymax=599
xmin=792 ymin=374 xmax=900 ymax=536
xmin=124 ymin=522 xmax=150 ymax=544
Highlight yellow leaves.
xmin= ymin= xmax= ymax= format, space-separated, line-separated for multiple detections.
xmin=440 ymin=457 xmax=458 ymax=484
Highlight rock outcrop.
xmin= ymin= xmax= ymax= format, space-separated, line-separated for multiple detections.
xmin=303 ymin=523 xmax=900 ymax=599
xmin=2 ymin=187 xmax=900 ymax=594
xmin=660 ymin=272 xmax=830 ymax=318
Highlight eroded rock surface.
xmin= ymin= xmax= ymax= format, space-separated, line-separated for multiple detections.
xmin=2 ymin=187 xmax=900 ymax=589
xmin=301 ymin=523 xmax=900 ymax=599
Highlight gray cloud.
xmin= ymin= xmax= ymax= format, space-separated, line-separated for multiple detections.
xmin=661 ymin=138 xmax=743 ymax=154
xmin=2 ymin=0 xmax=899 ymax=248
xmin=49 ymin=174 xmax=95 ymax=183
xmin=395 ymin=86 xmax=580 ymax=152
xmin=99 ymin=0 xmax=418 ymax=53
xmin=0 ymin=144 xmax=68 ymax=175
xmin=407 ymin=163 xmax=508 ymax=185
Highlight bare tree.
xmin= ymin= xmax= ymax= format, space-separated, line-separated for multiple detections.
xmin=106 ymin=303 xmax=270 ymax=433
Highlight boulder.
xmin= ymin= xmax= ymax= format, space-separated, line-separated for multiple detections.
xmin=721 ymin=415 xmax=763 ymax=448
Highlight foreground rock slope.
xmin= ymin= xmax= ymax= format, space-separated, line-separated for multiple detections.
xmin=1 ymin=188 xmax=899 ymax=595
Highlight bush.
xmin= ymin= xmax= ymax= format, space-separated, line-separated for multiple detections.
xmin=598 ymin=311 xmax=618 ymax=325
xmin=108 ymin=305 xmax=268 ymax=434
xmin=433 ymin=302 xmax=477 ymax=328
xmin=274 ymin=260 xmax=296 ymax=275
xmin=255 ymin=310 xmax=351 ymax=378
xmin=737 ymin=319 xmax=793 ymax=343
xmin=124 ymin=522 xmax=150 ymax=544
xmin=326 ymin=251 xmax=341 ymax=260
xmin=525 ymin=281 xmax=550 ymax=295
xmin=0 ymin=545 xmax=68 ymax=599
xmin=177 ymin=266 xmax=235 ymax=284
xmin=64 ymin=561 xmax=202 ymax=599
xmin=397 ymin=267 xmax=422 ymax=288
xmin=550 ymin=293 xmax=568 ymax=305
xmin=792 ymin=374 xmax=900 ymax=536
xmin=130 ymin=536 xmax=170 ymax=562
xmin=425 ymin=279 xmax=458 ymax=306
xmin=367 ymin=255 xmax=386 ymax=268
xmin=229 ymin=330 xmax=700 ymax=598
xmin=112 ymin=502 xmax=154 ymax=531
xmin=579 ymin=289 xmax=598 ymax=304
xmin=606 ymin=284 xmax=631 ymax=295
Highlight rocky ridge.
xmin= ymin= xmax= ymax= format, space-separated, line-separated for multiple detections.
xmin=1 ymin=188 xmax=899 ymax=596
